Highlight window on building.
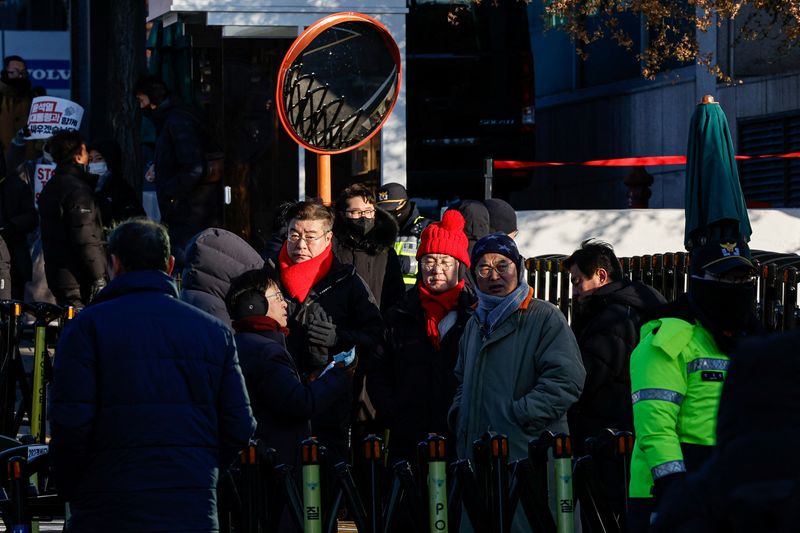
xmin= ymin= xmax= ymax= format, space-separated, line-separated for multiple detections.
xmin=738 ymin=112 xmax=800 ymax=207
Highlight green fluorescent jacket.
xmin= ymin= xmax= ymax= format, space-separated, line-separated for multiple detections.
xmin=629 ymin=317 xmax=729 ymax=498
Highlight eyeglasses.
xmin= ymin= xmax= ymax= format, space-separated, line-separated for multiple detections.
xmin=421 ymin=260 xmax=456 ymax=272
xmin=265 ymin=291 xmax=285 ymax=302
xmin=476 ymin=261 xmax=513 ymax=279
xmin=287 ymin=231 xmax=330 ymax=244
xmin=344 ymin=208 xmax=376 ymax=219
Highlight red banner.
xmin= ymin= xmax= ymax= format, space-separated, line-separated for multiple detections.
xmin=493 ymin=151 xmax=800 ymax=169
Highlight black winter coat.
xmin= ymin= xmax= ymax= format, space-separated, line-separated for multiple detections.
xmin=278 ymin=256 xmax=384 ymax=459
xmin=38 ymin=163 xmax=106 ymax=306
xmin=50 ymin=270 xmax=255 ymax=533
xmin=368 ymin=286 xmax=474 ymax=464
xmin=180 ymin=227 xmax=265 ymax=324
xmin=333 ymin=207 xmax=405 ymax=313
xmin=94 ymin=172 xmax=145 ymax=227
xmin=151 ymin=99 xmax=220 ymax=264
xmin=235 ymin=329 xmax=350 ymax=469
xmin=1 ymin=164 xmax=37 ymax=298
xmin=567 ymin=279 xmax=665 ymax=451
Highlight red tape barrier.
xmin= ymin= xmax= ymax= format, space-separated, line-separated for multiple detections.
xmin=493 ymin=151 xmax=800 ymax=169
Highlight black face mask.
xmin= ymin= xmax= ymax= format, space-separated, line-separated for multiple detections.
xmin=690 ymin=277 xmax=757 ymax=338
xmin=2 ymin=74 xmax=31 ymax=93
xmin=392 ymin=200 xmax=413 ymax=226
xmin=346 ymin=217 xmax=375 ymax=239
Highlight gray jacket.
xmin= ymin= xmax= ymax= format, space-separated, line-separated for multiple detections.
xmin=449 ymin=288 xmax=586 ymax=462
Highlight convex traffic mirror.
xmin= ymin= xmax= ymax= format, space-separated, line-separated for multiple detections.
xmin=276 ymin=13 xmax=401 ymax=155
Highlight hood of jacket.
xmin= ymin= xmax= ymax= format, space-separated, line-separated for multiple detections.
xmin=583 ymin=279 xmax=666 ymax=317
xmin=181 ymin=227 xmax=264 ymax=300
xmin=333 ymin=206 xmax=398 ymax=254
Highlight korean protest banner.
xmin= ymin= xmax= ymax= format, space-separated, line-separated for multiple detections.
xmin=26 ymin=97 xmax=84 ymax=139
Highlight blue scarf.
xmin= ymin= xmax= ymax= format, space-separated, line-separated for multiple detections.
xmin=475 ymin=279 xmax=530 ymax=334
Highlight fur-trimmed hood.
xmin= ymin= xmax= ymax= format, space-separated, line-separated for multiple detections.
xmin=333 ymin=206 xmax=398 ymax=254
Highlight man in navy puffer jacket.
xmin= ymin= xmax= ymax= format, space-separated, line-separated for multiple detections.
xmin=50 ymin=218 xmax=256 ymax=533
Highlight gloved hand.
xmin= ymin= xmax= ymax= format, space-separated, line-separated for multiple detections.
xmin=89 ymin=278 xmax=107 ymax=301
xmin=652 ymin=471 xmax=686 ymax=504
xmin=307 ymin=309 xmax=338 ymax=347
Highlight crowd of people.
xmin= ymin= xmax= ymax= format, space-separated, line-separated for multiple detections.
xmin=0 ymin=59 xmax=792 ymax=532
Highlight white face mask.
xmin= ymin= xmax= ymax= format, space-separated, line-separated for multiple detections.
xmin=88 ymin=162 xmax=108 ymax=176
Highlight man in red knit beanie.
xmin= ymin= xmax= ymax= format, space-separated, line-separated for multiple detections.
xmin=368 ymin=210 xmax=476 ymax=464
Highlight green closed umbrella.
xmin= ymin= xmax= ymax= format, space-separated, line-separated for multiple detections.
xmin=684 ymin=96 xmax=752 ymax=250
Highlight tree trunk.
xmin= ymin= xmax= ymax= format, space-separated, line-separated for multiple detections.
xmin=107 ymin=0 xmax=146 ymax=195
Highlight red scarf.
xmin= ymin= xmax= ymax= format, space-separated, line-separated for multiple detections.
xmin=418 ymin=280 xmax=464 ymax=350
xmin=279 ymin=241 xmax=334 ymax=303
xmin=232 ymin=315 xmax=290 ymax=337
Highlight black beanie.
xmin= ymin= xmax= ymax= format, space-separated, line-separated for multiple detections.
xmin=484 ymin=198 xmax=517 ymax=234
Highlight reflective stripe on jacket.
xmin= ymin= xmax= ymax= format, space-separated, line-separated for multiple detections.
xmin=629 ymin=317 xmax=728 ymax=498
xmin=393 ymin=236 xmax=419 ymax=285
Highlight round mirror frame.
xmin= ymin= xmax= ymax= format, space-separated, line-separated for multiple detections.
xmin=275 ymin=12 xmax=402 ymax=155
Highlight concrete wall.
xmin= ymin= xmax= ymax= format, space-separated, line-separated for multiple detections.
xmin=515 ymin=208 xmax=800 ymax=258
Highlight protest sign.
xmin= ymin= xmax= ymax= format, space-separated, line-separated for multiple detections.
xmin=26 ymin=96 xmax=84 ymax=139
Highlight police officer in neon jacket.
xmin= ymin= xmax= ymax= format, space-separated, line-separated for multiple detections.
xmin=628 ymin=240 xmax=759 ymax=532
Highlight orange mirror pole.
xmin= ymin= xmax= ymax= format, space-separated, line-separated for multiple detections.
xmin=317 ymin=153 xmax=332 ymax=205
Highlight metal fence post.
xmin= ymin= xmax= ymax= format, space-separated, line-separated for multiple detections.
xmin=426 ymin=435 xmax=448 ymax=533
xmin=7 ymin=455 xmax=30 ymax=533
xmin=489 ymin=434 xmax=510 ymax=533
xmin=362 ymin=434 xmax=383 ymax=533
xmin=551 ymin=433 xmax=574 ymax=533
xmin=301 ymin=438 xmax=322 ymax=533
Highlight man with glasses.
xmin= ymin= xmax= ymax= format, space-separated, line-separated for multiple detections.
xmin=226 ymin=267 xmax=354 ymax=473
xmin=333 ymin=183 xmax=405 ymax=312
xmin=628 ymin=240 xmax=760 ymax=532
xmin=449 ymin=232 xmax=585 ymax=532
xmin=275 ymin=200 xmax=383 ymax=461
xmin=368 ymin=210 xmax=474 ymax=465
xmin=0 ymin=55 xmax=34 ymax=155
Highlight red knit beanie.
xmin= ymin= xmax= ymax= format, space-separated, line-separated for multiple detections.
xmin=416 ymin=210 xmax=471 ymax=267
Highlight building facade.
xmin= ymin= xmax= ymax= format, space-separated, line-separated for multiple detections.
xmin=522 ymin=3 xmax=800 ymax=210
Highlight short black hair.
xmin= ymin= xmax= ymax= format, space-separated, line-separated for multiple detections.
xmin=49 ymin=130 xmax=85 ymax=166
xmin=108 ymin=218 xmax=171 ymax=272
xmin=134 ymin=75 xmax=170 ymax=107
xmin=563 ymin=239 xmax=623 ymax=282
xmin=285 ymin=201 xmax=335 ymax=231
xmin=3 ymin=55 xmax=25 ymax=70
xmin=335 ymin=183 xmax=375 ymax=213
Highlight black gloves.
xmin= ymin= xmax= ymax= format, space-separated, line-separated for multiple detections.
xmin=652 ymin=471 xmax=686 ymax=504
xmin=89 ymin=278 xmax=107 ymax=301
xmin=307 ymin=309 xmax=338 ymax=347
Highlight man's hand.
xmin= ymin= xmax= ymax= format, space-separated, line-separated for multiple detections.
xmin=307 ymin=310 xmax=338 ymax=347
